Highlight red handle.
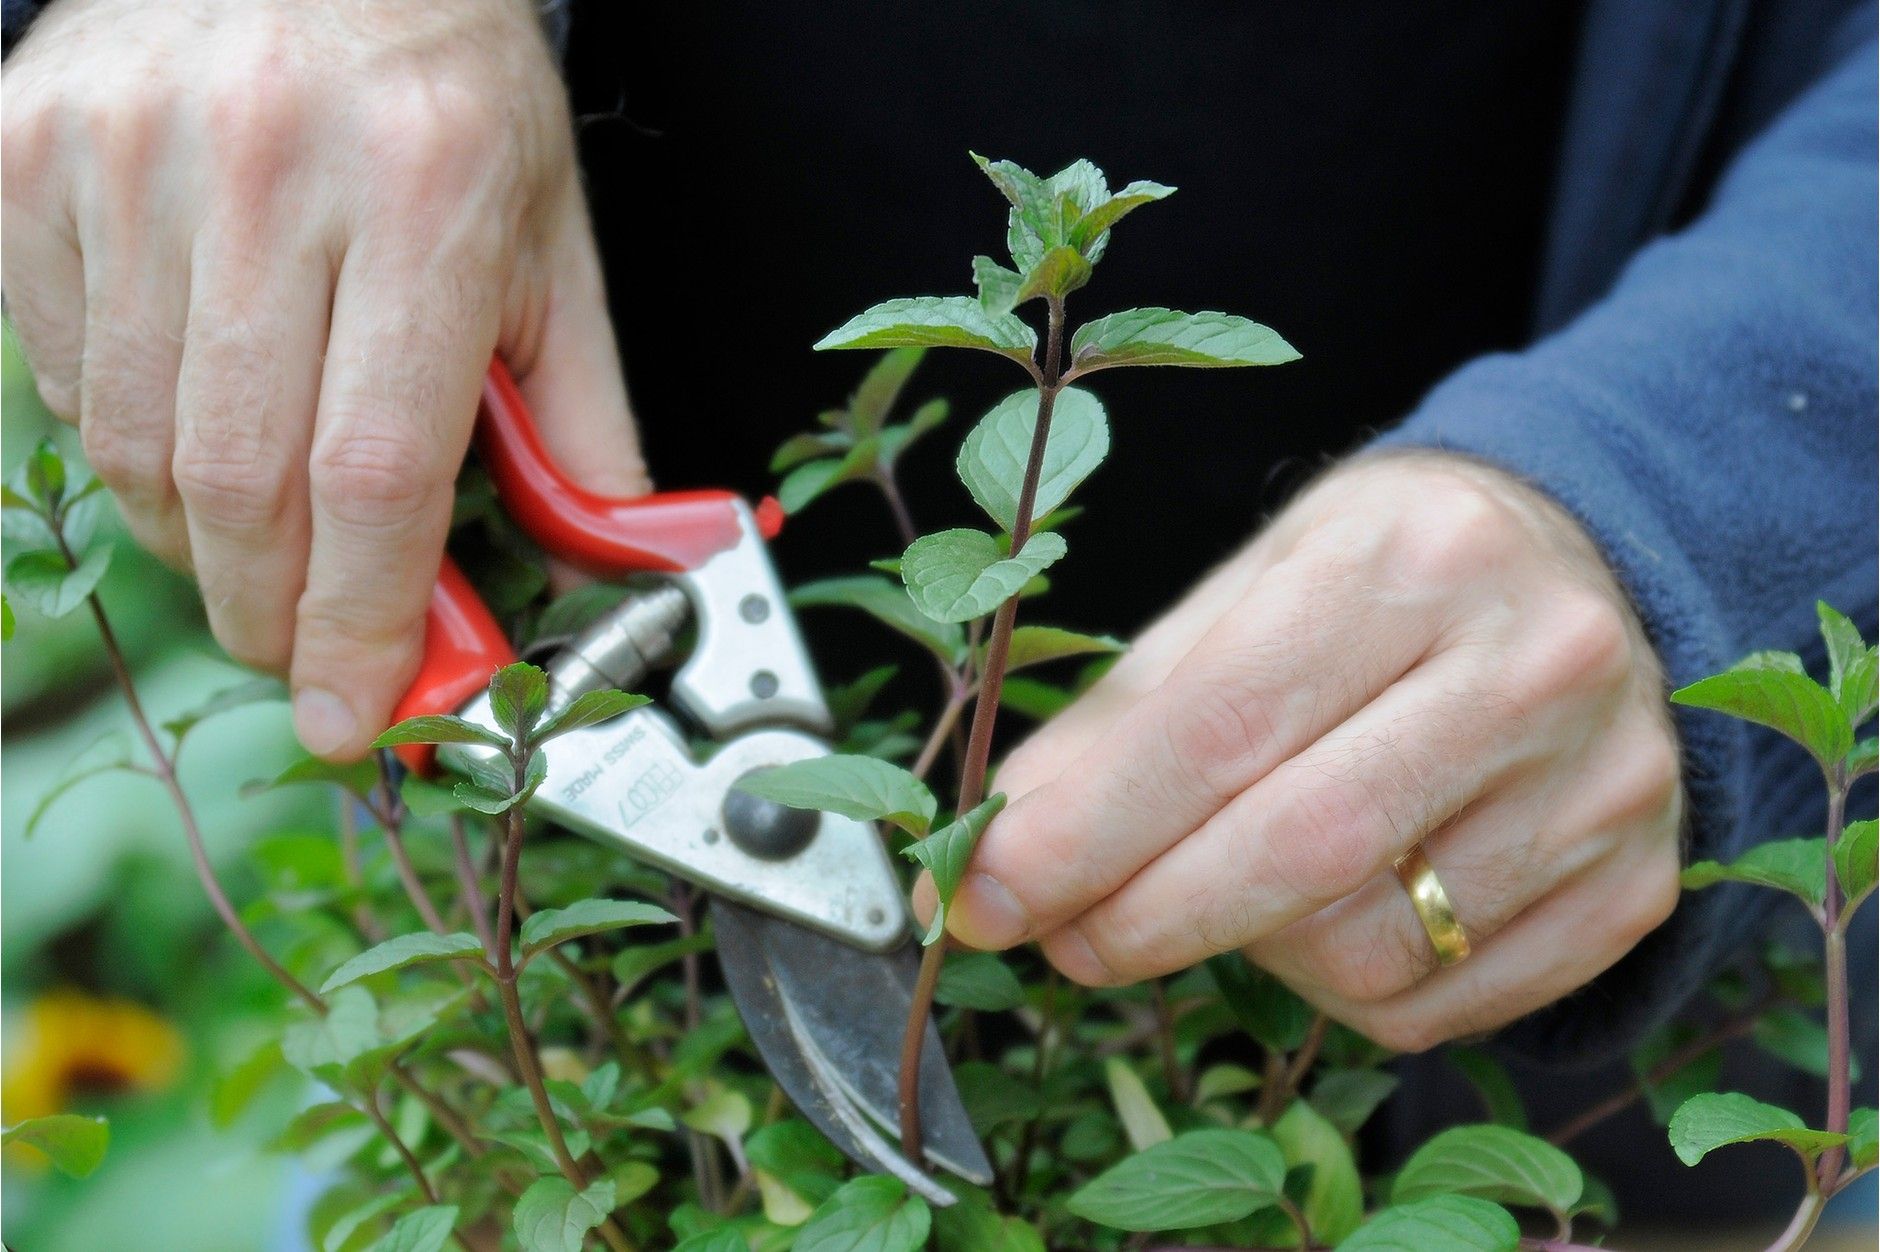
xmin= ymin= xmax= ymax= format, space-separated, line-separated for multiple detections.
xmin=391 ymin=358 xmax=784 ymax=769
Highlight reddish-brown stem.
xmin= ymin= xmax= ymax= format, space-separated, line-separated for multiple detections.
xmin=898 ymin=296 xmax=1067 ymax=1166
xmin=911 ymin=682 xmax=973 ymax=782
xmin=1278 ymin=1014 xmax=1328 ymax=1107
xmin=69 ymin=547 xmax=325 ymax=1016
xmin=1817 ymin=768 xmax=1852 ymax=1187
xmin=451 ymin=816 xmax=499 ymax=953
xmin=1149 ymin=980 xmax=1187 ymax=1103
xmin=373 ymin=754 xmax=451 ymax=935
xmin=489 ymin=759 xmax=635 ymax=1252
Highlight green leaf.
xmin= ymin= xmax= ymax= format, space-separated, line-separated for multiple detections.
xmin=1392 ymin=1124 xmax=1583 ymax=1215
xmin=971 ymin=153 xmax=1059 ymax=269
xmin=1105 ymin=1057 xmax=1173 ymax=1151
xmin=611 ymin=931 xmax=715 ymax=996
xmin=778 ymin=440 xmax=882 ymax=514
xmin=1848 ymin=1107 xmax=1877 ymax=1169
xmin=1673 ymin=666 xmax=1853 ymax=773
xmin=1002 ymin=625 xmax=1124 ymax=673
xmin=1334 ymin=1196 xmax=1519 ymax=1252
xmin=850 ymin=347 xmax=927 ymax=435
xmin=23 ymin=437 xmax=66 ymax=509
xmin=956 ymin=389 xmax=1110 ymax=532
xmin=795 ymin=1175 xmax=931 ymax=1252
xmin=999 ymin=676 xmax=1075 ymax=720
xmin=1069 ymin=308 xmax=1299 ymax=372
xmin=371 ymin=715 xmax=508 ymax=751
xmin=746 ymin=1120 xmax=846 ymax=1208
xmin=954 ymin=1061 xmax=1044 ymax=1135
xmin=735 ymin=755 xmax=937 ymax=837
xmin=935 ymin=952 xmax=1026 ymax=1011
xmin=320 ymin=932 xmax=485 ymax=993
xmin=489 ymin=662 xmax=549 ymax=740
xmin=452 ymin=750 xmax=546 ymax=814
xmin=1067 ymin=1128 xmax=1287 ymax=1232
xmin=322 ymin=1193 xmax=406 ymax=1252
xmin=1753 ymin=1008 xmax=1839 ymax=1079
xmin=1835 ymin=818 xmax=1877 ymax=904
xmin=1208 ymin=955 xmax=1314 ymax=1052
xmin=973 ymin=256 xmax=1023 ymax=316
xmin=212 ymin=1039 xmax=285 ymax=1128
xmin=25 ymin=731 xmax=137 ymax=839
xmin=773 ymin=431 xmax=853 ymax=474
xmin=901 ymin=529 xmax=1067 ymax=623
xmin=399 ymin=774 xmax=469 ymax=818
xmin=1445 ymin=1048 xmax=1529 ymax=1131
xmin=1849 ymin=737 xmax=1877 ymax=777
xmin=1631 ymin=1026 xmax=1722 ymax=1125
xmin=253 ymin=754 xmax=380 ymax=797
xmin=1309 ymin=1069 xmax=1400 ymax=1137
xmin=2 ymin=594 xmax=14 ymax=641
xmin=1667 ymin=1092 xmax=1847 ymax=1166
xmin=1272 ymin=1098 xmax=1365 ymax=1244
xmin=1194 ymin=1062 xmax=1264 ymax=1105
xmin=532 ymin=583 xmax=633 ymax=641
xmin=901 ymin=795 xmax=1006 ymax=944
xmin=827 ymin=664 xmax=901 ymax=729
xmin=513 ymin=1177 xmax=617 ymax=1252
xmin=792 ymin=575 xmax=966 ymax=666
xmin=932 ymin=1186 xmax=1045 ymax=1252
xmin=1681 ymin=837 xmax=1826 ymax=909
xmin=535 ymin=690 xmax=651 ymax=742
xmin=3 ymin=1114 xmax=109 ymax=1178
xmin=1070 ymin=180 xmax=1178 ymax=252
xmin=5 ymin=543 xmax=112 ymax=618
xmin=163 ymin=677 xmax=288 ymax=743
xmin=281 ymin=987 xmax=383 ymax=1083
xmin=814 ymin=296 xmax=1037 ymax=364
xmin=364 ymin=1206 xmax=459 ymax=1252
xmin=521 ymin=898 xmax=676 ymax=959
xmin=682 ymin=1085 xmax=754 ymax=1155
xmin=1817 ymin=602 xmax=1877 ymax=724
xmin=1014 ymin=245 xmax=1092 ymax=303
xmin=671 ymin=1233 xmax=747 ymax=1252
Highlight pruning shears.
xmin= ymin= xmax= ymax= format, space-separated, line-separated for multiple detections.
xmin=392 ymin=359 xmax=991 ymax=1203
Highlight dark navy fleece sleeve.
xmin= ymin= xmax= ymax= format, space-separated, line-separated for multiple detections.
xmin=1375 ymin=34 xmax=1878 ymax=1064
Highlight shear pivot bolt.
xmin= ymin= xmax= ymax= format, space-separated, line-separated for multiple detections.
xmin=750 ymin=670 xmax=779 ymax=699
xmin=722 ymin=773 xmax=819 ymax=860
xmin=739 ymin=594 xmax=770 ymax=623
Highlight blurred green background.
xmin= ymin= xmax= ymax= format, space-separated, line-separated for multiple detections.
xmin=1 ymin=330 xmax=330 ymax=1251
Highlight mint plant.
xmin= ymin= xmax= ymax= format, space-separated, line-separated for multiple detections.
xmin=4 ymin=154 xmax=1873 ymax=1252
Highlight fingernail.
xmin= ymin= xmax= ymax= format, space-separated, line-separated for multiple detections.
xmin=294 ymin=687 xmax=357 ymax=757
xmin=953 ymin=872 xmax=1030 ymax=948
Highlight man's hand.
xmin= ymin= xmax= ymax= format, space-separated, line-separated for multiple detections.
xmin=3 ymin=0 xmax=647 ymax=758
xmin=935 ymin=453 xmax=1683 ymax=1052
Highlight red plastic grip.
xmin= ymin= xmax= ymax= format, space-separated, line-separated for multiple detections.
xmin=392 ymin=358 xmax=784 ymax=769
xmin=390 ymin=555 xmax=519 ymax=772
xmin=478 ymin=359 xmax=749 ymax=574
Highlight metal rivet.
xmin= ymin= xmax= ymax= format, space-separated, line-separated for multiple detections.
xmin=703 ymin=828 xmax=720 ymax=845
xmin=867 ymin=908 xmax=885 ymax=926
xmin=739 ymin=594 xmax=770 ymax=623
xmin=750 ymin=670 xmax=779 ymax=699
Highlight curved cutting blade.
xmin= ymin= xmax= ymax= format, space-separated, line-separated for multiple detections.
xmin=711 ymin=897 xmax=992 ymax=1205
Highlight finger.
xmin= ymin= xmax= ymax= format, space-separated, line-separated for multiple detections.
xmin=70 ymin=132 xmax=194 ymax=567
xmin=952 ymin=525 xmax=1450 ymax=950
xmin=290 ymin=236 xmax=500 ymax=758
xmin=172 ymin=222 xmax=333 ymax=671
xmin=507 ymin=188 xmax=650 ymax=498
xmin=1249 ymin=717 xmax=1679 ymax=1003
xmin=2 ymin=98 xmax=85 ymax=419
xmin=1301 ymin=835 xmax=1682 ymax=1054
xmin=1034 ymin=646 xmax=1533 ymax=986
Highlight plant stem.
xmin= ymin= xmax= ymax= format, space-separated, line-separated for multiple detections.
xmin=1763 ymin=1190 xmax=1827 ymax=1252
xmin=911 ymin=681 xmax=973 ymax=782
xmin=1149 ymin=980 xmax=1187 ymax=1103
xmin=898 ymin=295 xmax=1068 ymax=1167
xmin=1278 ymin=1196 xmax=1314 ymax=1250
xmin=451 ymin=816 xmax=499 ymax=953
xmin=489 ymin=762 xmax=635 ymax=1252
xmin=874 ymin=467 xmax=920 ymax=549
xmin=373 ymin=753 xmax=451 ymax=935
xmin=1274 ymin=1014 xmax=1328 ymax=1112
xmin=71 ymin=564 xmax=325 ymax=1015
xmin=1816 ymin=767 xmax=1851 ymax=1188
xmin=361 ymin=1095 xmax=477 ymax=1252
xmin=1546 ymin=994 xmax=1768 ymax=1147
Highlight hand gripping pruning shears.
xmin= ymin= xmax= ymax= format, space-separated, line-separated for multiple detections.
xmin=392 ymin=360 xmax=990 ymax=1203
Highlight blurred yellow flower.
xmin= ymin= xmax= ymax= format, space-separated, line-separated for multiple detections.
xmin=3 ymin=988 xmax=185 ymax=1126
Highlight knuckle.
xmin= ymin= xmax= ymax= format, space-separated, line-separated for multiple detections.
xmin=1362 ymin=1012 xmax=1447 ymax=1056
xmin=1261 ymin=771 xmax=1381 ymax=909
xmin=80 ymin=420 xmax=166 ymax=493
xmin=1600 ymin=725 xmax=1684 ymax=830
xmin=367 ymin=82 xmax=493 ymax=198
xmin=296 ymin=590 xmax=425 ymax=660
xmin=206 ymin=611 xmax=291 ymax=673
xmin=172 ymin=430 xmax=291 ymax=528
xmin=308 ymin=428 xmax=440 ymax=529
xmin=1393 ymin=483 xmax=1520 ymax=590
xmin=1163 ymin=672 xmax=1278 ymax=796
xmin=1619 ymin=856 xmax=1681 ymax=947
xmin=1296 ymin=914 xmax=1404 ymax=1004
xmin=1523 ymin=590 xmax=1634 ymax=702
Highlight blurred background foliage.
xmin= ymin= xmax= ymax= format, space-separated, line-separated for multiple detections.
xmin=3 ymin=329 xmax=321 ymax=1250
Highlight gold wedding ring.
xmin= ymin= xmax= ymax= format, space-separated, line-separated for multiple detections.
xmin=1393 ymin=844 xmax=1472 ymax=967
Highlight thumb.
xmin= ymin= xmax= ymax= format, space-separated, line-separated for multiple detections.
xmin=509 ymin=191 xmax=651 ymax=498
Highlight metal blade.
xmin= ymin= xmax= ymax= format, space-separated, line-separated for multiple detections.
xmin=711 ymin=897 xmax=992 ymax=1204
